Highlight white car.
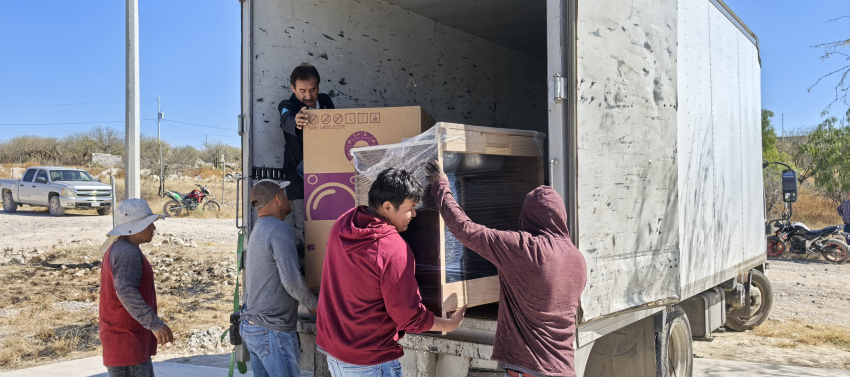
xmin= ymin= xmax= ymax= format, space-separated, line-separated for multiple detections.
xmin=0 ymin=167 xmax=113 ymax=216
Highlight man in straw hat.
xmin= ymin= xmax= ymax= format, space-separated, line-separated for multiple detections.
xmin=239 ymin=179 xmax=317 ymax=377
xmin=99 ymin=198 xmax=171 ymax=377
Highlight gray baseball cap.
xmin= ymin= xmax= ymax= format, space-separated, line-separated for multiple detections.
xmin=250 ymin=179 xmax=291 ymax=209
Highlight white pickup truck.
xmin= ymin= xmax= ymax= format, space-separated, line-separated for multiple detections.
xmin=0 ymin=167 xmax=113 ymax=216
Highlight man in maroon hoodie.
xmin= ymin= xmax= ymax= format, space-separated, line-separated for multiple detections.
xmin=426 ymin=160 xmax=588 ymax=377
xmin=317 ymin=168 xmax=467 ymax=376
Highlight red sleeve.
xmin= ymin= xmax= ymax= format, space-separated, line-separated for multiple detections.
xmin=431 ymin=177 xmax=524 ymax=268
xmin=379 ymin=238 xmax=435 ymax=334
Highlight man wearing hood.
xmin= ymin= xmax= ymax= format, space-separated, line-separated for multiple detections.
xmin=426 ymin=160 xmax=588 ymax=377
xmin=317 ymin=168 xmax=467 ymax=376
xmin=278 ymin=64 xmax=336 ymax=247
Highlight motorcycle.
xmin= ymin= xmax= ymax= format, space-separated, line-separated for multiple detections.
xmin=162 ymin=184 xmax=221 ymax=217
xmin=766 ymin=219 xmax=849 ymax=263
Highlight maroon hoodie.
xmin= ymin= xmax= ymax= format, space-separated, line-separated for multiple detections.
xmin=316 ymin=206 xmax=435 ymax=365
xmin=432 ymin=179 xmax=587 ymax=376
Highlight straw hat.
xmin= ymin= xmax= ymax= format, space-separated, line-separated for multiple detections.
xmin=107 ymin=198 xmax=164 ymax=236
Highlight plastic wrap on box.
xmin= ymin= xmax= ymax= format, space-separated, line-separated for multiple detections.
xmin=351 ymin=124 xmax=544 ymax=307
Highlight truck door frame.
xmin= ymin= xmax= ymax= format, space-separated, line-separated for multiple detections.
xmin=547 ymin=0 xmax=578 ymax=243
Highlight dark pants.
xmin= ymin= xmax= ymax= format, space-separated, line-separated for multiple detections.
xmin=843 ymin=224 xmax=850 ymax=243
xmin=106 ymin=358 xmax=154 ymax=377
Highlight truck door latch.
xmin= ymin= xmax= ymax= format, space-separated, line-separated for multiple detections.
xmin=554 ymin=74 xmax=567 ymax=103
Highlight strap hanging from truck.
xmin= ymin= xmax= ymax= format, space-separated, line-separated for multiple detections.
xmin=220 ymin=231 xmax=248 ymax=376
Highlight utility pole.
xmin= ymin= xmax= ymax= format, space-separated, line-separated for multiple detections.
xmin=158 ymin=95 xmax=164 ymax=201
xmin=124 ymin=0 xmax=141 ymax=199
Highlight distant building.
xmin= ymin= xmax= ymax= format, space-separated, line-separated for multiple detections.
xmin=91 ymin=153 xmax=123 ymax=167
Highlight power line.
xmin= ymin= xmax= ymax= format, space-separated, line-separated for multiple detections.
xmin=0 ymin=99 xmax=157 ymax=107
xmin=165 ymin=119 xmax=233 ymax=131
xmin=0 ymin=119 xmax=156 ymax=126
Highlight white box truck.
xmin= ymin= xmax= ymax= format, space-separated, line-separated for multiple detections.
xmin=237 ymin=0 xmax=770 ymax=375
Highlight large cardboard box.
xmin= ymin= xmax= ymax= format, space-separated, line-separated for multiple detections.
xmin=302 ymin=106 xmax=435 ymax=288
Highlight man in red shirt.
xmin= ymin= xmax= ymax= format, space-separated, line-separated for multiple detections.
xmin=426 ymin=160 xmax=587 ymax=377
xmin=99 ymin=199 xmax=172 ymax=377
xmin=317 ymin=168 xmax=467 ymax=376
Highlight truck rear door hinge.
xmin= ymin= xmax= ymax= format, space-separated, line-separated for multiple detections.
xmin=554 ymin=74 xmax=567 ymax=103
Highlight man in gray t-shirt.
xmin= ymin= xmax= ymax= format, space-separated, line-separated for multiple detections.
xmin=240 ymin=179 xmax=318 ymax=377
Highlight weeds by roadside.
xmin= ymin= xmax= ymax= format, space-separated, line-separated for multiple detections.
xmin=754 ymin=318 xmax=850 ymax=350
xmin=0 ymin=242 xmax=237 ymax=371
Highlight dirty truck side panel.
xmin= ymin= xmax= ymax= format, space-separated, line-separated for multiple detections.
xmin=575 ymin=0 xmax=680 ymax=321
xmin=677 ymin=0 xmax=764 ymax=299
xmin=248 ymin=0 xmax=547 ymax=174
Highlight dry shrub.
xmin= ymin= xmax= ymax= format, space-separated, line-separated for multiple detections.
xmin=792 ymin=187 xmax=843 ymax=229
xmin=189 ymin=168 xmax=227 ymax=180
xmin=754 ymin=318 xmax=850 ymax=350
xmin=0 ymin=243 xmax=235 ymax=370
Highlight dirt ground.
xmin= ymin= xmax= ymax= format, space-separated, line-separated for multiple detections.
xmin=693 ymin=257 xmax=850 ymax=369
xmin=2 ymin=205 xmax=850 ymax=372
xmin=0 ymin=206 xmax=240 ymax=371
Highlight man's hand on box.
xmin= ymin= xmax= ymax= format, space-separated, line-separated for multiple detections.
xmin=425 ymin=159 xmax=448 ymax=185
xmin=295 ymin=107 xmax=309 ymax=130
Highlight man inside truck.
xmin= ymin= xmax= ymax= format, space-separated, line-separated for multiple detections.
xmin=426 ymin=160 xmax=587 ymax=377
xmin=316 ymin=168 xmax=467 ymax=376
xmin=278 ymin=63 xmax=336 ymax=247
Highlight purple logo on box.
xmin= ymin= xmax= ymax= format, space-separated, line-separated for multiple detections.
xmin=344 ymin=131 xmax=379 ymax=161
xmin=305 ymin=173 xmax=356 ymax=221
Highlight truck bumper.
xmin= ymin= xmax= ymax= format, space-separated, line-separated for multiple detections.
xmin=60 ymin=196 xmax=113 ymax=209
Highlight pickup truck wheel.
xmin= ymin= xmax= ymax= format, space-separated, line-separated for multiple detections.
xmin=49 ymin=195 xmax=65 ymax=217
xmin=97 ymin=206 xmax=112 ymax=216
xmin=725 ymin=270 xmax=773 ymax=331
xmin=3 ymin=191 xmax=17 ymax=213
xmin=657 ymin=305 xmax=693 ymax=377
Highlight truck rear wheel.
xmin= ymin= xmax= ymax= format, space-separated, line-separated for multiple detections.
xmin=657 ymin=305 xmax=693 ymax=377
xmin=3 ymin=191 xmax=17 ymax=213
xmin=49 ymin=195 xmax=65 ymax=217
xmin=725 ymin=270 xmax=772 ymax=331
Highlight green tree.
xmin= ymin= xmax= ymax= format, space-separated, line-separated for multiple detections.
xmin=802 ymin=109 xmax=850 ymax=204
xmin=762 ymin=109 xmax=791 ymax=216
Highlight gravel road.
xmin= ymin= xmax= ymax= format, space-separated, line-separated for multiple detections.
xmin=0 ymin=207 xmax=239 ymax=251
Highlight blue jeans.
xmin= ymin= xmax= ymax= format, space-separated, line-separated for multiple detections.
xmin=326 ymin=355 xmax=402 ymax=377
xmin=106 ymin=358 xmax=154 ymax=377
xmin=240 ymin=320 xmax=301 ymax=377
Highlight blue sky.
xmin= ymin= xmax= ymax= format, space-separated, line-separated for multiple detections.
xmin=0 ymin=1 xmax=846 ymax=147
xmin=0 ymin=0 xmax=241 ymax=148
xmin=724 ymin=0 xmax=849 ymax=134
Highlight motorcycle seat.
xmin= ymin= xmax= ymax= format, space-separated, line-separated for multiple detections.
xmin=803 ymin=226 xmax=839 ymax=237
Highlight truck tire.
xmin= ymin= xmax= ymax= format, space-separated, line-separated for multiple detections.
xmin=656 ymin=305 xmax=693 ymax=377
xmin=3 ymin=191 xmax=17 ymax=213
xmin=97 ymin=206 xmax=112 ymax=216
xmin=725 ymin=270 xmax=773 ymax=331
xmin=49 ymin=195 xmax=65 ymax=217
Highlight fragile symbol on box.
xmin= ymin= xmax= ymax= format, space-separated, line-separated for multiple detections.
xmin=345 ymin=113 xmax=356 ymax=124
xmin=321 ymin=114 xmax=331 ymax=124
xmin=358 ymin=113 xmax=368 ymax=123
xmin=333 ymin=114 xmax=344 ymax=124
xmin=370 ymin=113 xmax=380 ymax=123
xmin=309 ymin=115 xmax=319 ymax=124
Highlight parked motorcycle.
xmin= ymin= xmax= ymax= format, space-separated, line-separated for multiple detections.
xmin=766 ymin=220 xmax=849 ymax=263
xmin=162 ymin=184 xmax=221 ymax=217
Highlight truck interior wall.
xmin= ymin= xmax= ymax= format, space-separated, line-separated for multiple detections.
xmin=676 ymin=0 xmax=763 ymax=299
xmin=574 ymin=0 xmax=681 ymax=321
xmin=249 ymin=0 xmax=547 ymax=172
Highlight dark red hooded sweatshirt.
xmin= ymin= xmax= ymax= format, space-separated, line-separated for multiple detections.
xmin=432 ymin=179 xmax=587 ymax=376
xmin=316 ymin=206 xmax=435 ymax=365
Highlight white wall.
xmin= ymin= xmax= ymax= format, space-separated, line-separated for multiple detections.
xmin=248 ymin=0 xmax=547 ymax=170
